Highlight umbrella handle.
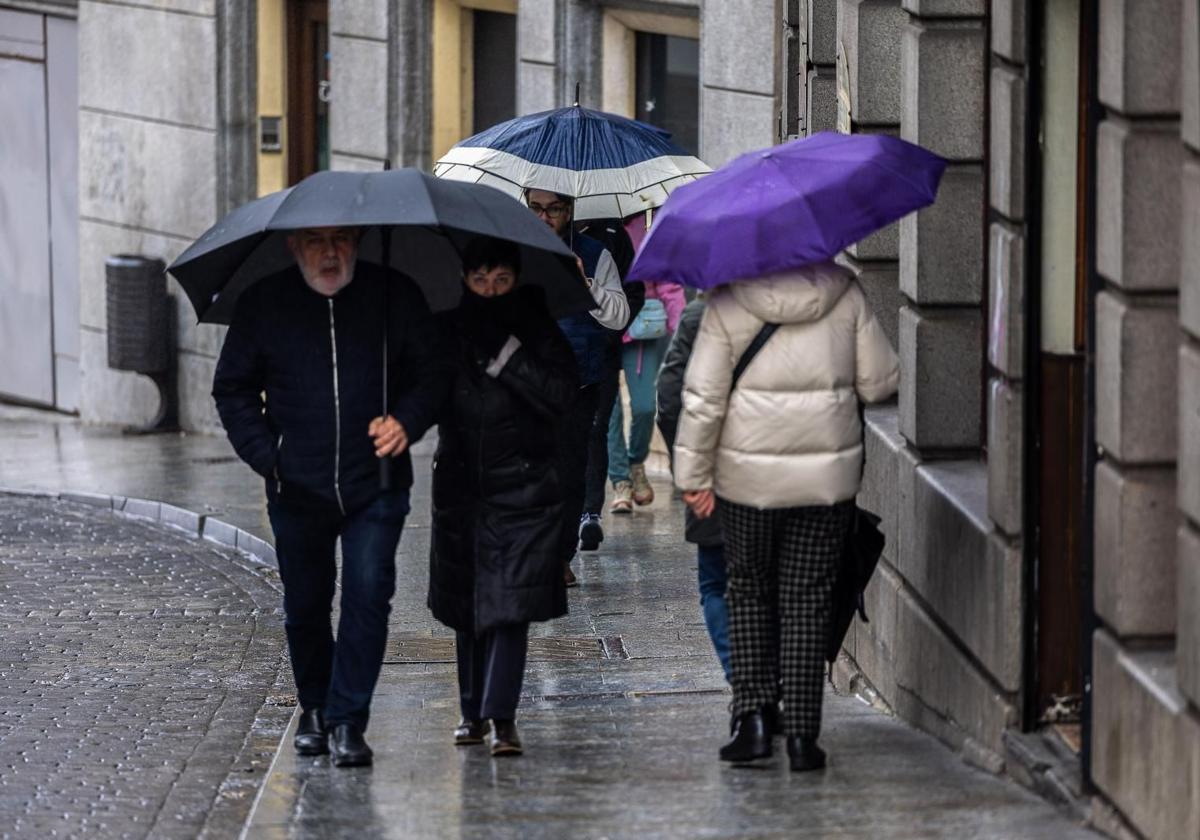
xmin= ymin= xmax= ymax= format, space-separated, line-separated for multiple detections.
xmin=380 ymin=455 xmax=393 ymax=491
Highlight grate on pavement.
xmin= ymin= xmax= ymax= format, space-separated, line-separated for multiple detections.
xmin=384 ymin=634 xmax=628 ymax=663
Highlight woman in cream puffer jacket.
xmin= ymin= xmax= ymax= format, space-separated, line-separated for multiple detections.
xmin=673 ymin=259 xmax=898 ymax=772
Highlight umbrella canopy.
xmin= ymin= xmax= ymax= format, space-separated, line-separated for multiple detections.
xmin=433 ymin=105 xmax=711 ymax=220
xmin=169 ymin=169 xmax=594 ymax=323
xmin=628 ymin=132 xmax=947 ymax=289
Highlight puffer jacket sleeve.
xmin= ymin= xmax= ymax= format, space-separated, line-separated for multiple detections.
xmin=212 ymin=289 xmax=277 ymax=479
xmin=673 ymin=300 xmax=734 ymax=492
xmin=853 ymin=285 xmax=900 ymax=404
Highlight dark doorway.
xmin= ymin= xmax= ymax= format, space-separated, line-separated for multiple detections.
xmin=635 ymin=33 xmax=699 ymax=155
xmin=472 ymin=11 xmax=517 ymax=134
xmin=287 ymin=0 xmax=329 ymax=185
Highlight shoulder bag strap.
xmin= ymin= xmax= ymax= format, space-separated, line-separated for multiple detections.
xmin=730 ymin=323 xmax=780 ymax=392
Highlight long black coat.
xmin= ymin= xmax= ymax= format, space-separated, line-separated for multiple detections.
xmin=428 ymin=287 xmax=579 ymax=635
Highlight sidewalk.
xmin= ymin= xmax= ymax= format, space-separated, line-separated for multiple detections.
xmin=0 ymin=408 xmax=1098 ymax=838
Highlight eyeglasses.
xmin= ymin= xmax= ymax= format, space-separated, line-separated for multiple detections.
xmin=528 ymin=201 xmax=570 ymax=220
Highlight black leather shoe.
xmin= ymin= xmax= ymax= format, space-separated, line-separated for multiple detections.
xmin=328 ymin=724 xmax=373 ymax=767
xmin=294 ymin=708 xmax=327 ymax=756
xmin=763 ymin=702 xmax=783 ymax=737
xmin=490 ymin=719 xmax=523 ymax=756
xmin=719 ymin=710 xmax=772 ymax=762
xmin=453 ymin=718 xmax=490 ymax=745
xmin=787 ymin=736 xmax=827 ymax=772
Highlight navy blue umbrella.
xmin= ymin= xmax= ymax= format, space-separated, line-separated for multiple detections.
xmin=434 ymin=105 xmax=710 ymax=220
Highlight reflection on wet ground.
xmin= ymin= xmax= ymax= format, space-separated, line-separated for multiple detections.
xmin=0 ymin=407 xmax=1097 ymax=838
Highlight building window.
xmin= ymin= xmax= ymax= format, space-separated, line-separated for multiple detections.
xmin=635 ymin=33 xmax=699 ymax=155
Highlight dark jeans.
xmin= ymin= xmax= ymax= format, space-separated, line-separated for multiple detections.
xmin=456 ymin=623 xmax=530 ymax=720
xmin=697 ymin=543 xmax=732 ymax=681
xmin=584 ymin=371 xmax=620 ymax=514
xmin=557 ymin=383 xmax=599 ymax=563
xmin=267 ymin=490 xmax=410 ymax=732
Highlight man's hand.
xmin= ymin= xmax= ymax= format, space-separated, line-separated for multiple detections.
xmin=575 ymin=255 xmax=591 ymax=287
xmin=682 ymin=489 xmax=716 ymax=520
xmin=369 ymin=415 xmax=408 ymax=458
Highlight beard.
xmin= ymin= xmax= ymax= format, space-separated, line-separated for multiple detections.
xmin=299 ymin=258 xmax=355 ymax=296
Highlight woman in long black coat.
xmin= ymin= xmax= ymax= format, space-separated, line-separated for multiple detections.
xmin=429 ymin=236 xmax=579 ymax=757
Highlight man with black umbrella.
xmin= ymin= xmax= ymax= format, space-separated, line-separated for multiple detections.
xmin=212 ymin=226 xmax=448 ymax=767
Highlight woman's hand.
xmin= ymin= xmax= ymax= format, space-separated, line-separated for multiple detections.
xmin=369 ymin=415 xmax=408 ymax=457
xmin=682 ymin=489 xmax=716 ymax=520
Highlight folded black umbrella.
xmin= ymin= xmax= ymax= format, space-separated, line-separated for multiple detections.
xmin=826 ymin=505 xmax=885 ymax=664
xmin=168 ymin=168 xmax=594 ymax=324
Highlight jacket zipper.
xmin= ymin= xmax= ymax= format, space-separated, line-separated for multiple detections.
xmin=328 ymin=300 xmax=346 ymax=515
xmin=275 ymin=433 xmax=283 ymax=495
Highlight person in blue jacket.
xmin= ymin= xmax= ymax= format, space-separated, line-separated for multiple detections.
xmin=212 ymin=226 xmax=449 ymax=768
xmin=524 ymin=189 xmax=629 ymax=587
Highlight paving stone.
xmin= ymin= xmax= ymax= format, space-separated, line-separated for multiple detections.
xmin=0 ymin=496 xmax=285 ymax=840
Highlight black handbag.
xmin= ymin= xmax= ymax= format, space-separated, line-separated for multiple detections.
xmin=727 ymin=323 xmax=885 ymax=665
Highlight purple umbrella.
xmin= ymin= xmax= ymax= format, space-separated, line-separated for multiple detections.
xmin=628 ymin=131 xmax=947 ymax=288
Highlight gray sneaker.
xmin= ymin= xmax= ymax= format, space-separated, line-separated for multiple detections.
xmin=610 ymin=480 xmax=634 ymax=514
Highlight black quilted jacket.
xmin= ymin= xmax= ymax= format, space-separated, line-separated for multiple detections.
xmin=212 ymin=262 xmax=450 ymax=514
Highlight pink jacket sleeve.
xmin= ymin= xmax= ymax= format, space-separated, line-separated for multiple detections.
xmin=653 ymin=282 xmax=688 ymax=335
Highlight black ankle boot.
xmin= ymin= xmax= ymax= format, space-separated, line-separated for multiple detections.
xmin=328 ymin=724 xmax=373 ymax=767
xmin=294 ymin=708 xmax=327 ymax=756
xmin=719 ymin=709 xmax=772 ymax=762
xmin=786 ymin=736 xmax=826 ymax=772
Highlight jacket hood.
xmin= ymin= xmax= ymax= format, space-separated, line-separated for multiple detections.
xmin=728 ymin=261 xmax=853 ymax=325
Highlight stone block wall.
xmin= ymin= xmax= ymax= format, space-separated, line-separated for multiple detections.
xmin=700 ymin=0 xmax=778 ymax=165
xmin=806 ymin=0 xmax=838 ymax=132
xmin=330 ymin=0 xmax=430 ymax=171
xmin=826 ymin=0 xmax=1024 ymax=770
xmin=1090 ymin=2 xmax=1200 ymax=838
xmin=78 ymin=0 xmax=241 ymax=433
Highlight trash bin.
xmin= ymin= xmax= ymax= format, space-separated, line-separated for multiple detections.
xmin=105 ymin=255 xmax=177 ymax=431
xmin=106 ymin=254 xmax=169 ymax=373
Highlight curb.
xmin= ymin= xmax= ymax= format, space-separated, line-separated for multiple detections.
xmin=0 ymin=486 xmax=277 ymax=566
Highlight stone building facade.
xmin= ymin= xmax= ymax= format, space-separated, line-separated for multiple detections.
xmin=5 ymin=0 xmax=1196 ymax=836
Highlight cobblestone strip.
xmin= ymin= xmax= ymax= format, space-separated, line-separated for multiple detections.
xmin=0 ymin=494 xmax=289 ymax=840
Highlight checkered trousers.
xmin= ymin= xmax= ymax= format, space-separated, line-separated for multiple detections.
xmin=719 ymin=498 xmax=852 ymax=739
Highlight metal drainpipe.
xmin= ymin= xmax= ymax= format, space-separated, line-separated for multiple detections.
xmin=1020 ymin=0 xmax=1045 ymax=735
xmin=1077 ymin=0 xmax=1102 ymax=795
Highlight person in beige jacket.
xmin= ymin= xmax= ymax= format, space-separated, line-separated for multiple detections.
xmin=674 ymin=260 xmax=899 ymax=772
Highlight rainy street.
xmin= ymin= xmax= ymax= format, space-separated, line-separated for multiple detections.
xmin=0 ymin=408 xmax=1097 ymax=838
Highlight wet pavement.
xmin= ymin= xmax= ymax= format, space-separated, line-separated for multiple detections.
xmin=0 ymin=406 xmax=1098 ymax=838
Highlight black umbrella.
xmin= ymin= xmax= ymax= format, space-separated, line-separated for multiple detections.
xmin=168 ymin=168 xmax=593 ymax=323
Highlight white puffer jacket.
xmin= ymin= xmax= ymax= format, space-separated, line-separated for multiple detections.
xmin=673 ymin=262 xmax=900 ymax=509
